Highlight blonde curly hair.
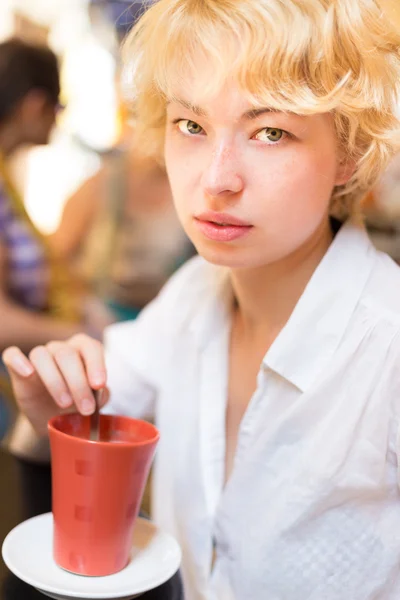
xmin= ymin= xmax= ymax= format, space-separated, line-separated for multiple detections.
xmin=122 ymin=0 xmax=400 ymax=219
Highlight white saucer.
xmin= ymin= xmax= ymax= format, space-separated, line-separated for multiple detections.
xmin=2 ymin=512 xmax=181 ymax=600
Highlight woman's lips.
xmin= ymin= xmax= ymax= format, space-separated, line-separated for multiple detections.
xmin=194 ymin=213 xmax=253 ymax=242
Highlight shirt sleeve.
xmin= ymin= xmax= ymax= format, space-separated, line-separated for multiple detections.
xmin=102 ymin=255 xmax=208 ymax=421
xmin=102 ymin=299 xmax=164 ymax=421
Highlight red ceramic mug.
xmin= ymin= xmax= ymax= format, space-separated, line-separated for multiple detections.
xmin=48 ymin=413 xmax=159 ymax=576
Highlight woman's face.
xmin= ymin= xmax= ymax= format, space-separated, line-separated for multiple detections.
xmin=164 ymin=83 xmax=351 ymax=269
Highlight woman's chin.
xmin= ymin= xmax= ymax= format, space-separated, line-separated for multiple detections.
xmin=194 ymin=242 xmax=263 ymax=269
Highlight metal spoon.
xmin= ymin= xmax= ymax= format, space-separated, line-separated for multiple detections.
xmin=89 ymin=389 xmax=101 ymax=441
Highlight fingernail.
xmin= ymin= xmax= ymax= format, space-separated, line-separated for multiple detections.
xmin=59 ymin=393 xmax=72 ymax=408
xmin=91 ymin=373 xmax=106 ymax=387
xmin=81 ymin=399 xmax=94 ymax=415
xmin=12 ymin=357 xmax=34 ymax=377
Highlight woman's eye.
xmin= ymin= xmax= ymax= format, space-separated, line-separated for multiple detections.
xmin=254 ymin=127 xmax=285 ymax=143
xmin=177 ymin=120 xmax=204 ymax=135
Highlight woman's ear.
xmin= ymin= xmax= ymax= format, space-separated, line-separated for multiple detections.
xmin=335 ymin=156 xmax=357 ymax=187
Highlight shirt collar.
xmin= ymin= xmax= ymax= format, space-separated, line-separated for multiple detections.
xmin=264 ymin=220 xmax=376 ymax=392
xmin=186 ymin=263 xmax=232 ymax=348
xmin=187 ymin=220 xmax=376 ymax=392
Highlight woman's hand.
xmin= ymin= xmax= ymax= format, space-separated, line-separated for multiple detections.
xmin=2 ymin=334 xmax=109 ymax=437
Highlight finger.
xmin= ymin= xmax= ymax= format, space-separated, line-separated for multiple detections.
xmin=101 ymin=387 xmax=110 ymax=408
xmin=3 ymin=347 xmax=56 ymax=434
xmin=28 ymin=346 xmax=73 ymax=410
xmin=46 ymin=341 xmax=96 ymax=415
xmin=2 ymin=346 xmax=34 ymax=378
xmin=68 ymin=334 xmax=107 ymax=389
xmin=96 ymin=387 xmax=110 ymax=410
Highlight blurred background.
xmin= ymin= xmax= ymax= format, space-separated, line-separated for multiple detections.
xmin=0 ymin=0 xmax=193 ymax=442
xmin=0 ymin=0 xmax=139 ymax=234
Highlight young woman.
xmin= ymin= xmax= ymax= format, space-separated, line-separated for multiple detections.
xmin=4 ymin=1 xmax=400 ymax=598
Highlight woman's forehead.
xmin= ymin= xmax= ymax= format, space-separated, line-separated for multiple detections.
xmin=156 ymin=42 xmax=338 ymax=118
xmin=164 ymin=82 xmax=326 ymax=122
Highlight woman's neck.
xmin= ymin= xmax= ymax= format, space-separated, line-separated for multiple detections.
xmin=229 ymin=218 xmax=334 ymax=339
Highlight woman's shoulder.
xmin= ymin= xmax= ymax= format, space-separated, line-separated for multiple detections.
xmin=158 ymin=254 xmax=224 ymax=300
xmin=106 ymin=255 xmax=226 ymax=340
xmin=148 ymin=254 xmax=228 ymax=328
xmin=104 ymin=255 xmax=227 ymax=381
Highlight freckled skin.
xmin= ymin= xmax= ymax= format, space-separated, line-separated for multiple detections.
xmin=164 ymin=83 xmax=351 ymax=270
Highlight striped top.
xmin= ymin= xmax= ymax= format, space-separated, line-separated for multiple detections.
xmin=0 ymin=181 xmax=50 ymax=310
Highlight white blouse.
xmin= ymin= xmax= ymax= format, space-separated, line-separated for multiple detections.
xmin=104 ymin=220 xmax=400 ymax=600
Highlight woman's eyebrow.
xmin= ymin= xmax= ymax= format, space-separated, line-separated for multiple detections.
xmin=167 ymin=99 xmax=296 ymax=121
xmin=243 ymin=107 xmax=276 ymax=120
xmin=168 ymin=99 xmax=274 ymax=119
xmin=167 ymin=98 xmax=206 ymax=117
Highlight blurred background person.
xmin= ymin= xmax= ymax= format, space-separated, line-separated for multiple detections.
xmin=49 ymin=0 xmax=193 ymax=322
xmin=0 ymin=39 xmax=111 ymax=441
xmin=51 ymin=112 xmax=193 ymax=322
xmin=0 ymin=39 xmax=84 ymax=347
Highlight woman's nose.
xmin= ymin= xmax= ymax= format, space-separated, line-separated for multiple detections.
xmin=201 ymin=143 xmax=244 ymax=199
